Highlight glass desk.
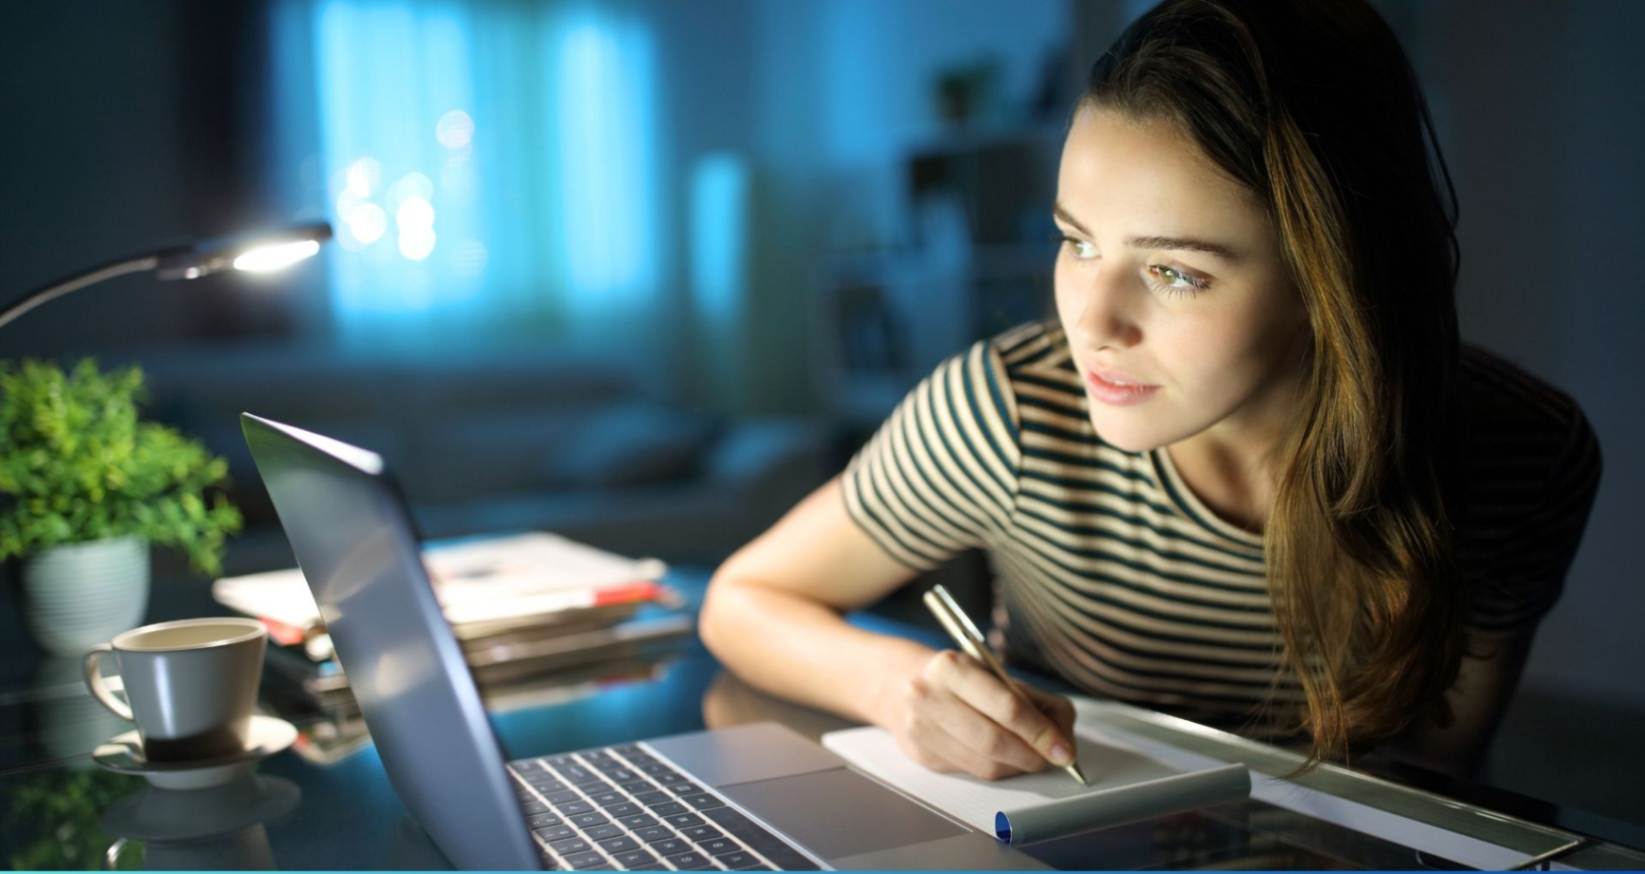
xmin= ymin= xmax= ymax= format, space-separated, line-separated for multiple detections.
xmin=1 ymin=571 xmax=1642 ymax=870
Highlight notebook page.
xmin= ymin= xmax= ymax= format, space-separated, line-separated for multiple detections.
xmin=822 ymin=724 xmax=1249 ymax=844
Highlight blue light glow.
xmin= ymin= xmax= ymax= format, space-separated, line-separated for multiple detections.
xmin=285 ymin=0 xmax=659 ymax=347
xmin=553 ymin=11 xmax=658 ymax=316
xmin=689 ymin=152 xmax=749 ymax=331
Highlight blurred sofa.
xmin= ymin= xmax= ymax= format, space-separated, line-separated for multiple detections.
xmin=125 ymin=344 xmax=831 ymax=576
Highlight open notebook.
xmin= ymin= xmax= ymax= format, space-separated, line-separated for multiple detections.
xmin=821 ymin=724 xmax=1250 ymax=846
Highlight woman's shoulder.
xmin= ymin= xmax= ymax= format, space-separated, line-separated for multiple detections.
xmin=1456 ymin=346 xmax=1598 ymax=461
xmin=987 ymin=319 xmax=1071 ymax=365
xmin=1454 ymin=346 xmax=1603 ymax=629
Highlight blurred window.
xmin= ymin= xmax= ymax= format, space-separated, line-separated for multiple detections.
xmin=271 ymin=0 xmax=661 ymax=349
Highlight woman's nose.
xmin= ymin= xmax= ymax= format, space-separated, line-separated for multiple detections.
xmin=1074 ymin=266 xmax=1144 ymax=349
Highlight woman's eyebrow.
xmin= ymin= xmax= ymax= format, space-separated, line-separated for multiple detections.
xmin=1052 ymin=202 xmax=1092 ymax=234
xmin=1126 ymin=234 xmax=1241 ymax=261
xmin=1054 ymin=202 xmax=1242 ymax=262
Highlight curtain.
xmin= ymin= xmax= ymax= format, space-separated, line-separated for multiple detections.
xmin=270 ymin=0 xmax=662 ymax=352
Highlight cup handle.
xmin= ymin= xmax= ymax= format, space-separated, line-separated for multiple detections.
xmin=82 ymin=644 xmax=133 ymax=721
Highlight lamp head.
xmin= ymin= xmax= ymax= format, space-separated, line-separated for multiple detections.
xmin=155 ymin=221 xmax=333 ymax=281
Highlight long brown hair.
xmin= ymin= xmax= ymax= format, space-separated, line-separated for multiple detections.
xmin=1085 ymin=0 xmax=1465 ymax=765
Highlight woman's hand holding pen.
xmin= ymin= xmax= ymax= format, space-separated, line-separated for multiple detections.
xmin=877 ymin=648 xmax=1079 ymax=781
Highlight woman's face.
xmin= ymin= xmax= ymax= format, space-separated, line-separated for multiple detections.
xmin=1053 ymin=104 xmax=1309 ymax=454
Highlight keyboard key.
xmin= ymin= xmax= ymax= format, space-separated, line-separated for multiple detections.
xmin=663 ymin=851 xmax=713 ymax=869
xmin=604 ymin=767 xmax=637 ymax=783
xmin=533 ymin=824 xmax=576 ymax=841
xmin=550 ymin=760 xmax=603 ymax=785
xmin=520 ymin=800 xmax=550 ymax=815
xmin=548 ymin=836 xmax=592 ymax=855
xmin=700 ymin=807 xmax=780 ymax=847
xmin=663 ymin=812 xmax=705 ymax=829
xmin=648 ymin=801 xmax=687 ymax=817
xmin=618 ymin=780 xmax=655 ymax=795
xmin=582 ymin=750 xmax=616 ymax=766
xmin=546 ymin=790 xmax=584 ymax=805
xmin=649 ymin=838 xmax=691 ymax=856
xmin=734 ymin=865 xmax=772 ymax=871
xmin=699 ymin=837 xmax=741 ymax=856
xmin=702 ymin=808 xmax=818 ymax=871
xmin=605 ymin=802 xmax=641 ymax=817
xmin=528 ymin=813 xmax=563 ymax=828
xmin=587 ymin=790 xmax=625 ymax=806
xmin=557 ymin=800 xmax=595 ymax=815
xmin=634 ymin=825 xmax=673 ymax=843
xmin=638 ymin=763 xmax=675 ymax=777
xmin=680 ymin=793 xmax=726 ymax=811
xmin=595 ymin=835 xmax=639 ymax=854
xmin=663 ymin=779 xmax=705 ymax=795
xmin=717 ymin=851 xmax=759 ymax=868
xmin=631 ymin=791 xmax=670 ymax=806
xmin=618 ymin=813 xmax=658 ymax=830
xmin=584 ymin=824 xmax=623 ymax=841
xmin=570 ymin=812 xmax=610 ymax=829
xmin=679 ymin=825 xmax=723 ymax=842
xmin=561 ymin=850 xmax=608 ymax=869
xmin=613 ymin=848 xmax=659 ymax=868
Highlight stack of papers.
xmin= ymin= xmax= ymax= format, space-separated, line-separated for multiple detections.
xmin=216 ymin=532 xmax=687 ymax=706
xmin=213 ymin=531 xmax=671 ymax=643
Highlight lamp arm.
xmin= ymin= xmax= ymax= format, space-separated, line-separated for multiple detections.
xmin=0 ymin=255 xmax=161 ymax=331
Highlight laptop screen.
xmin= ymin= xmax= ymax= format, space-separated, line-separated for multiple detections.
xmin=241 ymin=412 xmax=540 ymax=869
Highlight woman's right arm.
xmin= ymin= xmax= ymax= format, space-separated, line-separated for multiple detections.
xmin=699 ymin=475 xmax=1078 ymax=780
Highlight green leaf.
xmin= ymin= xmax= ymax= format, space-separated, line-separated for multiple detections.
xmin=0 ymin=359 xmax=241 ymax=574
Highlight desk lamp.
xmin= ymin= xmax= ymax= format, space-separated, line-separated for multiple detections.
xmin=0 ymin=221 xmax=333 ymax=330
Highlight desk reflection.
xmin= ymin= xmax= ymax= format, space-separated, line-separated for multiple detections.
xmin=101 ymin=773 xmax=300 ymax=870
xmin=700 ymin=669 xmax=856 ymax=743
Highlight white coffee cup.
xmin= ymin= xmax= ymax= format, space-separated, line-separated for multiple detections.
xmin=83 ymin=618 xmax=268 ymax=762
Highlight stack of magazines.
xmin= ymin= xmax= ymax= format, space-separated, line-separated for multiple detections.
xmin=213 ymin=532 xmax=694 ymax=721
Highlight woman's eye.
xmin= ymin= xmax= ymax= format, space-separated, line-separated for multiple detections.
xmin=1060 ymin=236 xmax=1099 ymax=261
xmin=1147 ymin=264 xmax=1211 ymax=296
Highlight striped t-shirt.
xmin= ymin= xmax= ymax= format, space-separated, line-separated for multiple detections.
xmin=841 ymin=321 xmax=1601 ymax=729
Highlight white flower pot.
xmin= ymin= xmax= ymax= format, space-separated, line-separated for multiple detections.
xmin=21 ymin=536 xmax=151 ymax=657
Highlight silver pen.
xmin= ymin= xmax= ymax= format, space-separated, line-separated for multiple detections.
xmin=921 ymin=584 xmax=1088 ymax=786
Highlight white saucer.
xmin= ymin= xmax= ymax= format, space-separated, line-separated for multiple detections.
xmin=92 ymin=715 xmax=298 ymax=790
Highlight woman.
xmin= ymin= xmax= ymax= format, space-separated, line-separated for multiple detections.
xmin=700 ymin=0 xmax=1600 ymax=781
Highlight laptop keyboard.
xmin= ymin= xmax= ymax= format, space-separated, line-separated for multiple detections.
xmin=509 ymin=743 xmax=821 ymax=871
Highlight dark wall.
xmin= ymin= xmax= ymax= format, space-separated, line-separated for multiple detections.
xmin=0 ymin=1 xmax=290 ymax=360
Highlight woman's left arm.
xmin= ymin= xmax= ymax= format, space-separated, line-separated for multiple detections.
xmin=1385 ymin=625 xmax=1537 ymax=779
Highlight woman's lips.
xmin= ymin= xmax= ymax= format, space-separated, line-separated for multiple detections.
xmin=1084 ymin=368 xmax=1161 ymax=406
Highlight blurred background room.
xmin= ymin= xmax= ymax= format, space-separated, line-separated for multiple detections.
xmin=1 ymin=0 xmax=1640 ymax=830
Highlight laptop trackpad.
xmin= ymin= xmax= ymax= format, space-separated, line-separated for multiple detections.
xmin=720 ymin=767 xmax=966 ymax=860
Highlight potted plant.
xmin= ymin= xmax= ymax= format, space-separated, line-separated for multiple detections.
xmin=0 ymin=360 xmax=241 ymax=656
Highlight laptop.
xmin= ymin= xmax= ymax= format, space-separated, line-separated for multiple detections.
xmin=241 ymin=413 xmax=1045 ymax=871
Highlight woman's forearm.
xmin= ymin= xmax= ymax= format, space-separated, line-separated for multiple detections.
xmin=699 ymin=576 xmax=936 ymax=728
